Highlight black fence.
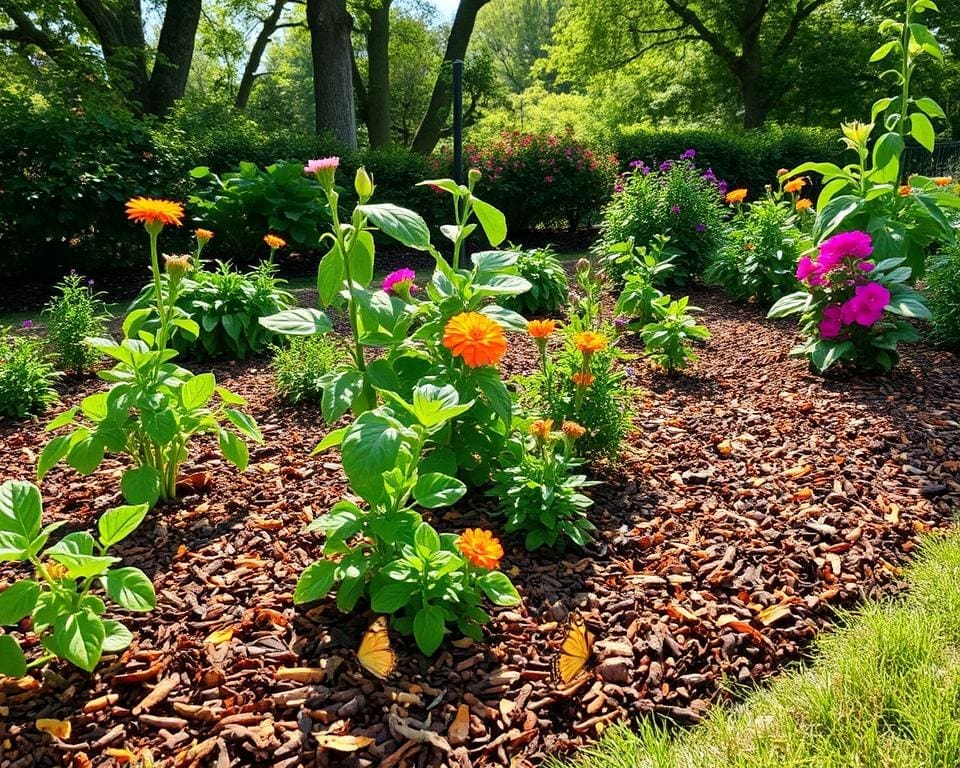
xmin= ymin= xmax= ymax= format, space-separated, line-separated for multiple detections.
xmin=902 ymin=140 xmax=960 ymax=177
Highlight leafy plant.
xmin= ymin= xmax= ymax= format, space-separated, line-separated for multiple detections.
xmin=640 ymin=295 xmax=711 ymax=373
xmin=501 ymin=245 xmax=569 ymax=316
xmin=0 ymin=480 xmax=155 ymax=675
xmin=0 ymin=329 xmax=59 ymax=420
xmin=612 ymin=237 xmax=677 ymax=329
xmin=39 ymin=199 xmax=263 ymax=508
xmin=297 ymin=384 xmax=520 ymax=655
xmin=271 ymin=334 xmax=345 ymax=404
xmin=768 ymin=230 xmax=929 ymax=372
xmin=130 ymin=260 xmax=295 ymax=360
xmin=490 ymin=420 xmax=599 ymax=551
xmin=926 ymin=240 xmax=960 ymax=348
xmin=42 ymin=272 xmax=108 ymax=374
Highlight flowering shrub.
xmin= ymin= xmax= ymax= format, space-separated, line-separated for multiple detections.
xmin=599 ymin=150 xmax=726 ymax=283
xmin=43 ymin=272 xmax=108 ymax=375
xmin=0 ymin=330 xmax=59 ymax=420
xmin=433 ymin=130 xmax=617 ymax=232
xmin=768 ymin=231 xmax=930 ymax=371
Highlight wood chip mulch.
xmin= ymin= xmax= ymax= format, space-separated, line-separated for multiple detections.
xmin=1 ymin=286 xmax=959 ymax=768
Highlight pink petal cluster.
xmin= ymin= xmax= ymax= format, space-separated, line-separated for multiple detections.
xmin=382 ymin=268 xmax=417 ymax=296
xmin=796 ymin=230 xmax=876 ymax=286
xmin=304 ymin=157 xmax=340 ymax=175
xmin=841 ymin=282 xmax=890 ymax=327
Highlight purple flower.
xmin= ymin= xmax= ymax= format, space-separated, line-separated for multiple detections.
xmin=629 ymin=160 xmax=643 ymax=168
xmin=702 ymin=167 xmax=717 ymax=182
xmin=717 ymin=180 xmax=728 ymax=195
xmin=614 ymin=182 xmax=624 ymax=194
xmin=670 ymin=205 xmax=681 ymax=215
xmin=382 ymin=268 xmax=416 ymax=297
xmin=696 ymin=223 xmax=706 ymax=233
xmin=87 ymin=278 xmax=95 ymax=286
xmin=659 ymin=160 xmax=673 ymax=172
xmin=614 ymin=316 xmax=629 ymax=330
xmin=680 ymin=148 xmax=697 ymax=160
xmin=21 ymin=319 xmax=34 ymax=329
xmin=624 ymin=366 xmax=636 ymax=377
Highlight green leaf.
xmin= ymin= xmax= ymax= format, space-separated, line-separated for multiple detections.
xmin=0 ymin=532 xmax=30 ymax=561
xmin=336 ymin=572 xmax=366 ymax=612
xmin=412 ymin=604 xmax=445 ymax=655
xmin=97 ymin=505 xmax=149 ymax=548
xmin=767 ymin=291 xmax=811 ymax=319
xmin=869 ymin=39 xmax=900 ymax=62
xmin=45 ymin=406 xmax=79 ymax=432
xmin=0 ymin=580 xmax=41 ymax=625
xmin=218 ymin=428 xmax=249 ymax=471
xmin=412 ymin=384 xmax=473 ymax=428
xmin=351 ymin=229 xmax=376 ymax=287
xmin=259 ymin=308 xmax=332 ymax=336
xmin=340 ymin=410 xmax=404 ymax=502
xmin=104 ymin=567 xmax=156 ymax=612
xmin=413 ymin=473 xmax=467 ymax=509
xmin=473 ymin=369 xmax=513 ymax=426
xmin=871 ymin=132 xmax=904 ymax=183
xmin=316 ymin=244 xmax=345 ymax=307
xmin=142 ymin=408 xmax=177 ymax=444
xmin=37 ymin=436 xmax=71 ymax=481
xmin=225 ymin=409 xmax=262 ymax=442
xmin=181 ymin=373 xmax=216 ymax=410
xmin=477 ymin=571 xmax=521 ymax=606
xmin=67 ymin=436 xmax=105 ymax=475
xmin=47 ymin=540 xmax=118 ymax=579
xmin=414 ymin=522 xmax=441 ymax=557
xmin=811 ymin=340 xmax=854 ymax=372
xmin=0 ymin=635 xmax=26 ymax=677
xmin=101 ymin=619 xmax=133 ymax=654
xmin=357 ymin=203 xmax=432 ymax=250
xmin=416 ymin=178 xmax=462 ymax=195
xmin=294 ymin=560 xmax=338 ymax=604
xmin=914 ymin=96 xmax=946 ymax=119
xmin=478 ymin=304 xmax=528 ymax=332
xmin=321 ymin=370 xmax=365 ymax=424
xmin=814 ymin=195 xmax=864 ymax=241
xmin=0 ymin=481 xmax=43 ymax=540
xmin=311 ymin=426 xmax=347 ymax=455
xmin=910 ymin=111 xmax=936 ymax=152
xmin=45 ymin=610 xmax=105 ymax=672
xmin=474 ymin=275 xmax=532 ymax=297
xmin=370 ymin=566 xmax=418 ymax=613
xmin=120 ymin=466 xmax=161 ymax=508
xmin=470 ymin=197 xmax=507 ymax=246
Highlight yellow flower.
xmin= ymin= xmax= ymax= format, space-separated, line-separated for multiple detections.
xmin=527 ymin=319 xmax=557 ymax=339
xmin=783 ymin=178 xmax=806 ymax=194
xmin=795 ymin=198 xmax=813 ymax=212
xmin=571 ymin=372 xmax=594 ymax=387
xmin=457 ymin=528 xmax=504 ymax=570
xmin=442 ymin=312 xmax=507 ymax=368
xmin=528 ymin=419 xmax=554 ymax=440
xmin=125 ymin=197 xmax=184 ymax=227
xmin=934 ymin=176 xmax=953 ymax=187
xmin=572 ymin=331 xmax=607 ymax=355
xmin=195 ymin=228 xmax=214 ymax=242
xmin=725 ymin=188 xmax=748 ymax=205
xmin=264 ymin=234 xmax=286 ymax=249
xmin=562 ymin=420 xmax=586 ymax=440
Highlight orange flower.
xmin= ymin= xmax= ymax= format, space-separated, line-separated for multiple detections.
xmin=572 ymin=372 xmax=595 ymax=387
xmin=934 ymin=176 xmax=954 ymax=187
xmin=125 ymin=197 xmax=184 ymax=227
xmin=195 ymin=228 xmax=214 ymax=241
xmin=264 ymin=234 xmax=286 ymax=249
xmin=443 ymin=312 xmax=507 ymax=368
xmin=562 ymin=420 xmax=586 ymax=439
xmin=527 ymin=319 xmax=557 ymax=339
xmin=899 ymin=184 xmax=912 ymax=197
xmin=725 ymin=188 xmax=748 ymax=205
xmin=163 ymin=255 xmax=191 ymax=280
xmin=783 ymin=178 xmax=806 ymax=194
xmin=795 ymin=198 xmax=813 ymax=212
xmin=573 ymin=331 xmax=607 ymax=355
xmin=528 ymin=419 xmax=554 ymax=440
xmin=457 ymin=528 xmax=504 ymax=570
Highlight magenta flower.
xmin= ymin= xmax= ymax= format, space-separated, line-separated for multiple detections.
xmin=858 ymin=261 xmax=875 ymax=272
xmin=696 ymin=223 xmax=706 ymax=233
xmin=818 ymin=231 xmax=873 ymax=265
xmin=544 ymin=175 xmax=554 ymax=183
xmin=659 ymin=160 xmax=673 ymax=172
xmin=796 ymin=255 xmax=819 ymax=284
xmin=21 ymin=319 xmax=34 ymax=329
xmin=819 ymin=304 xmax=843 ymax=339
xmin=382 ymin=268 xmax=416 ymax=297
xmin=304 ymin=157 xmax=339 ymax=175
xmin=670 ymin=204 xmax=681 ymax=215
xmin=842 ymin=282 xmax=890 ymax=326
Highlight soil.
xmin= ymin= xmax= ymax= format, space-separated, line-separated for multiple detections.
xmin=1 ymin=285 xmax=959 ymax=768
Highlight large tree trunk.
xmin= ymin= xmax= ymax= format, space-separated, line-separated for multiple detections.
xmin=410 ymin=0 xmax=489 ymax=155
xmin=236 ymin=0 xmax=288 ymax=111
xmin=366 ymin=0 xmax=392 ymax=148
xmin=73 ymin=0 xmax=150 ymax=109
xmin=307 ymin=0 xmax=357 ymax=147
xmin=145 ymin=0 xmax=202 ymax=116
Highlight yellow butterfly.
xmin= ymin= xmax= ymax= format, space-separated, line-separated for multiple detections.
xmin=551 ymin=610 xmax=596 ymax=685
xmin=357 ymin=616 xmax=397 ymax=679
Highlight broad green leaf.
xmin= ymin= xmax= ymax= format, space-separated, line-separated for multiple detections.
xmin=479 ymin=304 xmax=528 ymax=332
xmin=471 ymin=250 xmax=518 ymax=273
xmin=181 ymin=373 xmax=216 ymax=410
xmin=48 ymin=545 xmax=118 ymax=579
xmin=477 ymin=571 xmax=521 ymax=606
xmin=0 ymin=580 xmax=41 ymax=625
xmin=259 ymin=308 xmax=332 ymax=336
xmin=97 ymin=504 xmax=149 ymax=548
xmin=44 ymin=406 xmax=79 ymax=432
xmin=0 ymin=481 xmax=43 ymax=540
xmin=67 ymin=436 xmax=105 ymax=475
xmin=104 ymin=568 xmax=156 ymax=612
xmin=474 ymin=275 xmax=532 ymax=297
xmin=914 ymin=96 xmax=946 ymax=119
xmin=225 ymin=409 xmax=262 ymax=442
xmin=45 ymin=610 xmax=105 ymax=672
xmin=37 ymin=436 xmax=71 ymax=481
xmin=351 ymin=229 xmax=376 ymax=287
xmin=120 ymin=466 xmax=161 ymax=508
xmin=294 ymin=560 xmax=338 ymax=604
xmin=0 ymin=635 xmax=26 ymax=677
xmin=416 ymin=178 xmax=462 ymax=195
xmin=414 ymin=522 xmax=441 ymax=557
xmin=412 ymin=604 xmax=445 ymax=656
xmin=142 ymin=408 xmax=177 ymax=444
xmin=0 ymin=532 xmax=30 ymax=561
xmin=413 ymin=473 xmax=467 ymax=509
xmin=357 ymin=203 xmax=431 ymax=251
xmin=370 ymin=567 xmax=419 ymax=613
xmin=767 ymin=291 xmax=811 ymax=319
xmin=473 ymin=369 xmax=513 ymax=426
xmin=340 ymin=411 xmax=404 ymax=502
xmin=316 ymin=244 xmax=344 ymax=307
xmin=101 ymin=619 xmax=133 ymax=653
xmin=311 ymin=426 xmax=347 ymax=455
xmin=412 ymin=384 xmax=473 ymax=428
xmin=910 ymin=111 xmax=936 ymax=152
xmin=218 ymin=428 xmax=249 ymax=471
xmin=470 ymin=197 xmax=507 ymax=246
xmin=811 ymin=340 xmax=854 ymax=372
xmin=320 ymin=370 xmax=365 ymax=424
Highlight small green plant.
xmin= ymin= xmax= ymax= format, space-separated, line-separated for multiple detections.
xmin=501 ymin=245 xmax=569 ymax=316
xmin=0 ymin=329 xmax=59 ymax=420
xmin=490 ymin=420 xmax=599 ymax=551
xmin=612 ymin=237 xmax=677 ymax=329
xmin=0 ymin=480 xmax=155 ymax=675
xmin=272 ymin=334 xmax=344 ymax=404
xmin=927 ymin=241 xmax=960 ymax=348
xmin=42 ymin=272 xmax=108 ymax=374
xmin=640 ymin=295 xmax=710 ymax=373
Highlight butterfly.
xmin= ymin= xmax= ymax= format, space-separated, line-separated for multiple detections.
xmin=356 ymin=616 xmax=397 ymax=679
xmin=551 ymin=610 xmax=596 ymax=686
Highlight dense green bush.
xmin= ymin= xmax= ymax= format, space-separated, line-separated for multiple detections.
xmin=614 ymin=125 xmax=844 ymax=192
xmin=927 ymin=241 xmax=960 ymax=348
xmin=42 ymin=272 xmax=108 ymax=374
xmin=271 ymin=334 xmax=345 ymax=404
xmin=0 ymin=329 xmax=59 ymax=419
xmin=502 ymin=246 xmax=569 ymax=316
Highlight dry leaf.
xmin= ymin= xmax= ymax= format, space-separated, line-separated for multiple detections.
xmin=204 ymin=625 xmax=238 ymax=645
xmin=783 ymin=464 xmax=812 ymax=479
xmin=666 ymin=602 xmax=700 ymax=622
xmin=716 ymin=440 xmax=733 ymax=456
xmin=258 ymin=462 xmax=279 ymax=474
xmin=448 ymin=704 xmax=470 ymax=745
xmin=792 ymin=487 xmax=814 ymax=501
xmin=756 ymin=604 xmax=792 ymax=626
xmin=36 ymin=718 xmax=71 ymax=739
xmin=275 ymin=666 xmax=328 ymax=683
xmin=315 ymin=734 xmax=374 ymax=751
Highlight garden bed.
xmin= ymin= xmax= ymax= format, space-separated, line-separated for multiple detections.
xmin=1 ymin=286 xmax=958 ymax=768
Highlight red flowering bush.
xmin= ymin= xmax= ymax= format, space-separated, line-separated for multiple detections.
xmin=431 ymin=130 xmax=617 ymax=233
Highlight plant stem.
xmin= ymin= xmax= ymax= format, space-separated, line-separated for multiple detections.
xmin=328 ymin=190 xmax=365 ymax=372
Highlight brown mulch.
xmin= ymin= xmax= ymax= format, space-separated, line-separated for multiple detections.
xmin=2 ymin=286 xmax=959 ymax=767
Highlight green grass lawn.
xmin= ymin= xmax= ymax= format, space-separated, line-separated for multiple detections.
xmin=558 ymin=532 xmax=960 ymax=768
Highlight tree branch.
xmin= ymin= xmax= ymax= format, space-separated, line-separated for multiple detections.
xmin=662 ymin=0 xmax=738 ymax=69
xmin=0 ymin=6 xmax=66 ymax=61
xmin=774 ymin=0 xmax=830 ymax=58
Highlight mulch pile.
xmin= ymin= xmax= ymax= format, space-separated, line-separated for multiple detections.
xmin=2 ymin=286 xmax=959 ymax=768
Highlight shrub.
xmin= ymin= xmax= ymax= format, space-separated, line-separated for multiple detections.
xmin=434 ymin=129 xmax=617 ymax=233
xmin=502 ymin=246 xmax=569 ymax=316
xmin=42 ymin=272 xmax=108 ymax=374
xmin=927 ymin=241 xmax=960 ymax=348
xmin=613 ymin=237 xmax=678 ymax=329
xmin=0 ymin=329 xmax=59 ymax=420
xmin=272 ymin=334 xmax=344 ymax=403
xmin=706 ymin=194 xmax=808 ymax=306
xmin=599 ymin=151 xmax=726 ymax=281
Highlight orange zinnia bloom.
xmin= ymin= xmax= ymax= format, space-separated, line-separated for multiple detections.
xmin=934 ymin=176 xmax=954 ymax=187
xmin=527 ymin=319 xmax=557 ymax=339
xmin=899 ymin=185 xmax=912 ymax=197
xmin=457 ymin=528 xmax=504 ymax=570
xmin=195 ymin=228 xmax=214 ymax=241
xmin=528 ymin=419 xmax=554 ymax=440
xmin=572 ymin=372 xmax=595 ymax=387
xmin=443 ymin=312 xmax=507 ymax=368
xmin=725 ymin=188 xmax=748 ymax=205
xmin=125 ymin=197 xmax=185 ymax=227
xmin=264 ymin=234 xmax=286 ymax=249
xmin=562 ymin=420 xmax=586 ymax=439
xmin=795 ymin=198 xmax=813 ymax=212
xmin=783 ymin=178 xmax=806 ymax=194
xmin=573 ymin=331 xmax=607 ymax=355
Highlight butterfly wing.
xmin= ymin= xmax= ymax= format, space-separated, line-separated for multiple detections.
xmin=357 ymin=616 xmax=397 ymax=679
xmin=551 ymin=611 xmax=595 ymax=685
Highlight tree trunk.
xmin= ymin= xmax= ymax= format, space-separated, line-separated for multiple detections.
xmin=236 ymin=0 xmax=288 ymax=111
xmin=307 ymin=0 xmax=357 ymax=147
xmin=366 ymin=0 xmax=392 ymax=148
xmin=734 ymin=15 xmax=768 ymax=130
xmin=410 ymin=0 xmax=489 ymax=155
xmin=145 ymin=0 xmax=202 ymax=116
xmin=73 ymin=0 xmax=150 ymax=109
